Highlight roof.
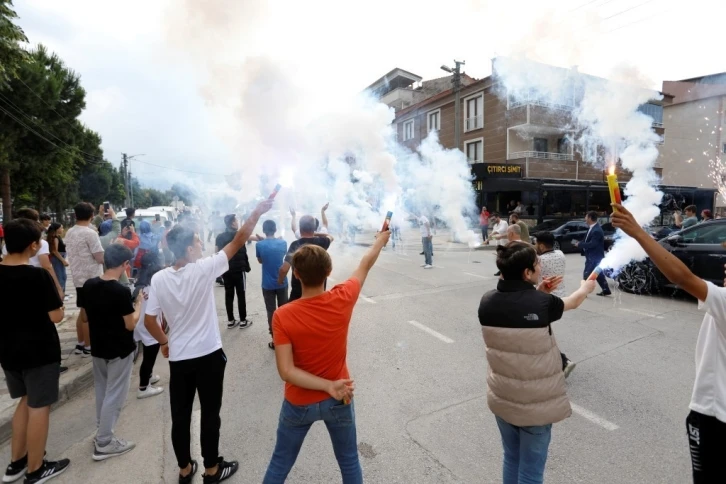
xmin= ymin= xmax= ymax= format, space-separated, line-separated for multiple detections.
xmin=677 ymin=72 xmax=726 ymax=84
xmin=365 ymin=68 xmax=422 ymax=96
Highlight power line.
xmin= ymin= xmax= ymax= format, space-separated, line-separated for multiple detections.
xmin=129 ymin=158 xmax=226 ymax=177
xmin=603 ymin=6 xmax=671 ymax=33
xmin=602 ymin=0 xmax=655 ymax=20
xmin=0 ymin=92 xmax=105 ymax=163
xmin=13 ymin=75 xmax=87 ymax=137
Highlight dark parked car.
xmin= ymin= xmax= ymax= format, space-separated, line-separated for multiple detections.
xmin=617 ymin=219 xmax=726 ymax=294
xmin=649 ymin=224 xmax=678 ymax=240
xmin=529 ymin=220 xmax=616 ymax=253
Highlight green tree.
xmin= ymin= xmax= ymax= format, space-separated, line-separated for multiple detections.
xmin=0 ymin=0 xmax=28 ymax=220
xmin=167 ymin=182 xmax=197 ymax=205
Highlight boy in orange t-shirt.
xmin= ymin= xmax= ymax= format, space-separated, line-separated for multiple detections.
xmin=263 ymin=230 xmax=390 ymax=484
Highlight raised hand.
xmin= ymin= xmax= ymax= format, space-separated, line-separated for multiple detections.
xmin=610 ymin=203 xmax=641 ymax=237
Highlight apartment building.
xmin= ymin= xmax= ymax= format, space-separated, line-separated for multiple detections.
xmin=658 ymin=73 xmax=726 ymax=213
xmin=369 ymin=59 xmax=713 ymax=222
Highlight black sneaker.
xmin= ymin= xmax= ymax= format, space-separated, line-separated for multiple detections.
xmin=23 ymin=459 xmax=69 ymax=484
xmin=238 ymin=320 xmax=252 ymax=330
xmin=226 ymin=320 xmax=239 ymax=329
xmin=82 ymin=348 xmax=92 ymax=358
xmin=3 ymin=454 xmax=27 ymax=483
xmin=73 ymin=344 xmax=84 ymax=355
xmin=202 ymin=458 xmax=238 ymax=483
xmin=179 ymin=460 xmax=198 ymax=484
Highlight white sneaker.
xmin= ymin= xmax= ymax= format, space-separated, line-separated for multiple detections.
xmin=420 ymin=263 xmax=427 ymax=267
xmin=149 ymin=375 xmax=161 ymax=385
xmin=93 ymin=438 xmax=136 ymax=461
xmin=137 ymin=385 xmax=164 ymax=399
xmin=424 ymin=265 xmax=433 ymax=269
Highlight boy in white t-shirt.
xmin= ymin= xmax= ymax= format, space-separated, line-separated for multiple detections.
xmin=143 ymin=199 xmax=273 ymax=484
xmin=612 ymin=203 xmax=726 ymax=483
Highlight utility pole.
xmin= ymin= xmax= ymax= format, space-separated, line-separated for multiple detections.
xmin=122 ymin=153 xmax=130 ymax=207
xmin=128 ymin=171 xmax=134 ymax=207
xmin=441 ymin=60 xmax=466 ymax=151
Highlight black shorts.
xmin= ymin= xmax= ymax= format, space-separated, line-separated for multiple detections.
xmin=4 ymin=363 xmax=60 ymax=408
xmin=75 ymin=286 xmax=87 ymax=308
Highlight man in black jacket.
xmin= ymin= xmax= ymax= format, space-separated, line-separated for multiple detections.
xmin=215 ymin=214 xmax=260 ymax=329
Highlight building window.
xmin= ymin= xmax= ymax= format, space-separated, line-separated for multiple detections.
xmin=464 ymin=93 xmax=483 ymax=132
xmin=427 ymin=109 xmax=440 ymax=132
xmin=557 ymin=137 xmax=569 ymax=154
xmin=465 ymin=139 xmax=483 ymax=163
xmin=534 ymin=138 xmax=549 ymax=153
xmin=638 ymin=103 xmax=664 ymax=126
xmin=403 ymin=119 xmax=414 ymax=141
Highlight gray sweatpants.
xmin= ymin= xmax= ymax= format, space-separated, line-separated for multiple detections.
xmin=93 ymin=353 xmax=134 ymax=446
xmin=262 ymin=287 xmax=289 ymax=335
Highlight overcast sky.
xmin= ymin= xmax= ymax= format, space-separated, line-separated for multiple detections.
xmin=13 ymin=0 xmax=724 ymax=188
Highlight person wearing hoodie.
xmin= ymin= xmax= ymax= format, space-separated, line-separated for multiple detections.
xmin=133 ymin=221 xmax=163 ymax=271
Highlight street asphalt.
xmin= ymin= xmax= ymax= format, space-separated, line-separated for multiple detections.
xmin=0 ymin=237 xmax=702 ymax=483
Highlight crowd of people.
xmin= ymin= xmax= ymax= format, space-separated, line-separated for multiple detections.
xmin=0 ymin=197 xmax=724 ymax=484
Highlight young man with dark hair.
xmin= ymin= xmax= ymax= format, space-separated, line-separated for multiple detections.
xmin=256 ymin=220 xmax=288 ymax=349
xmin=122 ymin=208 xmax=136 ymax=230
xmin=675 ymin=204 xmax=699 ymax=229
xmin=479 ymin=242 xmax=595 ymax=483
xmin=82 ymin=244 xmax=142 ymax=461
xmin=573 ymin=211 xmax=611 ymax=296
xmin=612 ymin=203 xmax=726 ymax=483
xmin=65 ymin=202 xmax=105 ymax=357
xmin=39 ymin=214 xmax=51 ymax=232
xmin=215 ymin=214 xmax=255 ymax=329
xmin=278 ymin=214 xmax=334 ymax=302
xmin=3 ymin=208 xmax=63 ymax=298
xmin=263 ymin=230 xmax=390 ymax=483
xmin=509 ymin=212 xmax=530 ymax=242
xmin=1 ymin=219 xmax=70 ymax=483
xmin=534 ymin=231 xmax=576 ymax=378
xmin=143 ymin=199 xmax=273 ymax=484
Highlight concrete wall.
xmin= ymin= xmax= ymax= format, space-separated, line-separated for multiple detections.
xmin=658 ymin=96 xmax=725 ymax=188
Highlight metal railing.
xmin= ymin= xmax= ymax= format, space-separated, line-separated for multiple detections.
xmin=508 ymin=100 xmax=574 ymax=111
xmin=508 ymin=151 xmax=575 ymax=161
xmin=465 ymin=115 xmax=483 ymax=131
xmin=652 ymin=122 xmax=664 ymax=128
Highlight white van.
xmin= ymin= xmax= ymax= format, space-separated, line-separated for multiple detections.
xmin=146 ymin=206 xmax=178 ymax=223
xmin=134 ymin=209 xmax=170 ymax=227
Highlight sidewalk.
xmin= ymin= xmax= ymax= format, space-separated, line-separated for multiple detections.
xmin=0 ymin=285 xmax=94 ymax=444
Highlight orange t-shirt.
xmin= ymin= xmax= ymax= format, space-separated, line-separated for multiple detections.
xmin=273 ymin=277 xmax=361 ymax=405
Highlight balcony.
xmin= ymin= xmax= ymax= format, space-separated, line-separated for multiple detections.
xmin=509 ymin=151 xmax=575 ymax=161
xmin=509 ymin=99 xmax=574 ymax=111
xmin=506 ymin=102 xmax=575 ymax=129
xmin=465 ymin=115 xmax=483 ymax=132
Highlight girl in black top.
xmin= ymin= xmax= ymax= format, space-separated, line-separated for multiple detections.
xmin=47 ymin=223 xmax=68 ymax=300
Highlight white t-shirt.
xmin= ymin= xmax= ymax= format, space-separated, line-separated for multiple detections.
xmin=418 ymin=216 xmax=431 ymax=237
xmin=294 ymin=225 xmax=328 ymax=239
xmin=135 ymin=287 xmax=162 ymax=346
xmin=145 ymin=251 xmax=229 ymax=361
xmin=492 ymin=220 xmax=509 ymax=246
xmin=692 ymin=281 xmax=726 ymax=423
xmin=2 ymin=239 xmax=49 ymax=267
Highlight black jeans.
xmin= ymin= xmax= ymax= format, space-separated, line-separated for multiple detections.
xmin=262 ymin=288 xmax=289 ymax=335
xmin=139 ymin=343 xmax=160 ymax=389
xmin=169 ymin=348 xmax=227 ymax=470
xmin=686 ymin=410 xmax=726 ymax=483
xmin=222 ymin=272 xmax=247 ymax=321
xmin=583 ymin=260 xmax=609 ymax=292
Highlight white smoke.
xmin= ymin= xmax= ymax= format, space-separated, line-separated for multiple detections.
xmin=161 ymin=1 xmax=478 ymax=244
xmin=494 ymin=53 xmax=663 ymax=273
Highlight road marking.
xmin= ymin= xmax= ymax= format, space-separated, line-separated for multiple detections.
xmin=463 ymin=272 xmax=491 ymax=279
xmin=618 ymin=307 xmax=659 ymax=318
xmin=570 ymin=403 xmax=619 ymax=431
xmin=406 ymin=320 xmax=454 ymax=343
xmin=192 ymin=408 xmax=201 ymax=457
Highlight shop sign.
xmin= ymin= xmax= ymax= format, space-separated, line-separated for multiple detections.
xmin=484 ymin=163 xmax=523 ymax=178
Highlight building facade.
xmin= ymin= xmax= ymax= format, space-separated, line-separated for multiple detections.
xmin=369 ymin=60 xmax=715 ymax=223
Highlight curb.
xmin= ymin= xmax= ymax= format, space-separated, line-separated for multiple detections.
xmin=0 ymin=358 xmax=95 ymax=444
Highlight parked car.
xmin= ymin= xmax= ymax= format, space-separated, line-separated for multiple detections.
xmin=617 ymin=219 xmax=726 ymax=294
xmin=529 ymin=220 xmax=616 ymax=253
xmin=649 ymin=224 xmax=678 ymax=240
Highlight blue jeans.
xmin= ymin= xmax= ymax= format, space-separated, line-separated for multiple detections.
xmin=422 ymin=237 xmax=433 ymax=265
xmin=263 ymin=398 xmax=362 ymax=484
xmin=50 ymin=254 xmax=67 ymax=294
xmin=495 ymin=416 xmax=552 ymax=484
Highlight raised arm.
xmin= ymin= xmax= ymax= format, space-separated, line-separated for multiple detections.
xmin=562 ymin=280 xmax=596 ymax=311
xmin=612 ymin=203 xmax=707 ymax=301
xmin=321 ymin=203 xmax=329 ymax=230
xmin=673 ymin=210 xmax=683 ymax=228
xmin=222 ymin=199 xmax=274 ymax=260
xmin=290 ymin=207 xmax=297 ymax=234
xmin=351 ymin=230 xmax=390 ymax=287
